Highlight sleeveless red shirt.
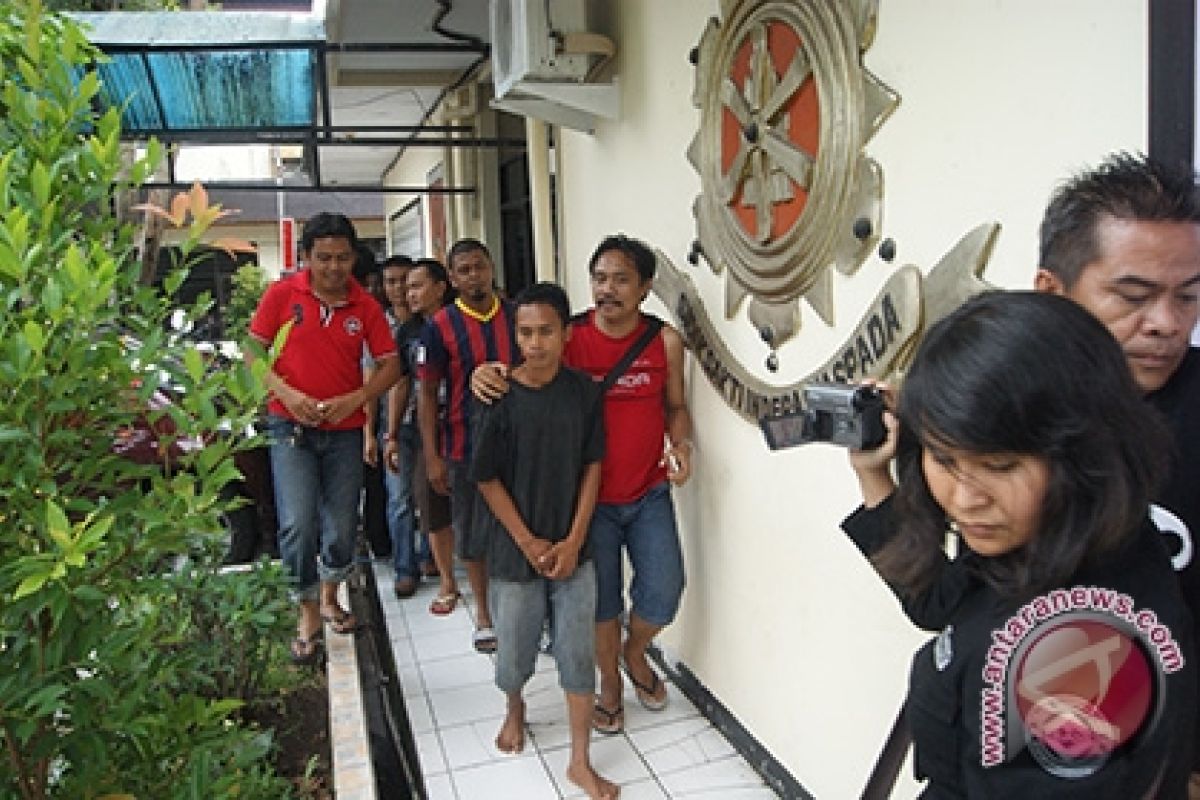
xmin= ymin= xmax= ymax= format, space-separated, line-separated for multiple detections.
xmin=564 ymin=312 xmax=668 ymax=504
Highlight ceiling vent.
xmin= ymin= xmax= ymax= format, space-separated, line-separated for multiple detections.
xmin=489 ymin=0 xmax=618 ymax=133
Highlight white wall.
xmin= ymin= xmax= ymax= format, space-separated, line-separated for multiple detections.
xmin=552 ymin=1 xmax=1148 ymax=797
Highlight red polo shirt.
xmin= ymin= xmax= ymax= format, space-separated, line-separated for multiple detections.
xmin=250 ymin=269 xmax=396 ymax=430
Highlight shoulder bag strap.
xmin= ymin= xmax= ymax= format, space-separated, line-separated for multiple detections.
xmin=597 ymin=314 xmax=664 ymax=395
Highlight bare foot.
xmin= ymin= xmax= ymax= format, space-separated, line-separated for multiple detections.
xmin=495 ymin=699 xmax=526 ymax=754
xmin=567 ymin=762 xmax=619 ymax=799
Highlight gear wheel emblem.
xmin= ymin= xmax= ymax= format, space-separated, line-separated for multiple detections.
xmin=688 ymin=0 xmax=899 ymax=348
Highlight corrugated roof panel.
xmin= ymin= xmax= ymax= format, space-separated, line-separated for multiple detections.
xmin=70 ymin=11 xmax=322 ymax=134
xmin=145 ymin=49 xmax=314 ymax=130
xmin=96 ymin=55 xmax=164 ymax=131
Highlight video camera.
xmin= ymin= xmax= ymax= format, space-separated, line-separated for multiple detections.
xmin=759 ymin=383 xmax=887 ymax=451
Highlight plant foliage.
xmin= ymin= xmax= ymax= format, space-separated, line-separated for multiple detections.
xmin=224 ymin=262 xmax=269 ymax=342
xmin=0 ymin=3 xmax=298 ymax=797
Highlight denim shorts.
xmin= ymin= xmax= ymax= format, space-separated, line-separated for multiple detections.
xmin=590 ymin=482 xmax=685 ymax=626
xmin=490 ymin=561 xmax=596 ymax=695
xmin=266 ymin=415 xmax=363 ymax=601
xmin=448 ymin=460 xmax=489 ymax=561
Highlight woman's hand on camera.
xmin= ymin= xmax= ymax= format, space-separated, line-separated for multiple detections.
xmin=848 ymin=382 xmax=899 ymax=508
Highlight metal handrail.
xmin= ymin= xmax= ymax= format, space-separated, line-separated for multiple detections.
xmin=859 ymin=702 xmax=913 ymax=800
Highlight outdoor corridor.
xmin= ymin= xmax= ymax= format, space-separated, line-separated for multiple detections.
xmin=371 ymin=562 xmax=780 ymax=799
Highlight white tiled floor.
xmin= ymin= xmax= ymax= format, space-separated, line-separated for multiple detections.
xmin=374 ymin=563 xmax=779 ymax=799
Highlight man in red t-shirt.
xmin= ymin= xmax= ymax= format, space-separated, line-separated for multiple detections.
xmin=249 ymin=213 xmax=399 ymax=664
xmin=474 ymin=234 xmax=694 ymax=734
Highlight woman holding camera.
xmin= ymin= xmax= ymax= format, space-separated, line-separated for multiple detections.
xmin=844 ymin=291 xmax=1195 ymax=797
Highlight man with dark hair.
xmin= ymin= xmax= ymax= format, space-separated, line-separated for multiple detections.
xmin=249 ymin=212 xmax=399 ymax=663
xmin=1037 ymin=152 xmax=1200 ymax=390
xmin=388 ymin=259 xmax=458 ymax=608
xmin=1035 ymin=151 xmax=1200 ymax=789
xmin=470 ymin=281 xmax=616 ymax=799
xmin=474 ymin=233 xmax=694 ymax=734
xmin=417 ymin=238 xmax=520 ymax=652
xmin=572 ymin=234 xmax=693 ymax=734
xmin=353 ymin=243 xmax=386 ymax=309
xmin=366 ymin=254 xmax=431 ymax=597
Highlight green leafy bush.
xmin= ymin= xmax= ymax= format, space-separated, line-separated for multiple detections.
xmin=0 ymin=2 xmax=301 ymax=797
xmin=224 ymin=262 xmax=269 ymax=343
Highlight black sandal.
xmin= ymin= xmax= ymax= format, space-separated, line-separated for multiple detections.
xmin=321 ymin=608 xmax=360 ymax=635
xmin=592 ymin=702 xmax=624 ymax=735
xmin=289 ymin=632 xmax=322 ymax=665
xmin=626 ymin=667 xmax=669 ymax=711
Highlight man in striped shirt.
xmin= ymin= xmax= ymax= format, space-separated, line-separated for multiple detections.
xmin=417 ymin=239 xmax=520 ymax=652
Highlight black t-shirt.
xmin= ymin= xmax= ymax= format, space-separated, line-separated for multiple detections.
xmin=1148 ymin=347 xmax=1200 ymax=768
xmin=397 ymin=314 xmax=445 ymax=430
xmin=470 ymin=366 xmax=604 ymax=582
xmin=395 ymin=315 xmax=424 ymax=379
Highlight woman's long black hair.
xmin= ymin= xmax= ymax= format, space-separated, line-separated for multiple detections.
xmin=874 ymin=291 xmax=1168 ymax=601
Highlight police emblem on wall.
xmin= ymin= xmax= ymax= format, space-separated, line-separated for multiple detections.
xmin=655 ymin=0 xmax=997 ymax=425
xmin=688 ymin=0 xmax=897 ymax=350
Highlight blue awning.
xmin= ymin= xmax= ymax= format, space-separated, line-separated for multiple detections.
xmin=69 ymin=12 xmax=324 ymax=137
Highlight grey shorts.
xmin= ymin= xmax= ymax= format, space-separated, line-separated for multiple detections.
xmin=449 ymin=460 xmax=489 ymax=560
xmin=489 ymin=561 xmax=597 ymax=696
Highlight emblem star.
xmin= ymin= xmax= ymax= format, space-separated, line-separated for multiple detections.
xmin=719 ymin=22 xmax=814 ymax=244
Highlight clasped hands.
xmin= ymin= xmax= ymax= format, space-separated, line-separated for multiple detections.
xmin=284 ymin=388 xmax=361 ymax=427
xmin=519 ymin=537 xmax=580 ymax=580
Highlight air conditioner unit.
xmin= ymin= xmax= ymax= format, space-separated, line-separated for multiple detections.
xmin=491 ymin=0 xmax=590 ymax=99
xmin=489 ymin=0 xmax=619 ymax=133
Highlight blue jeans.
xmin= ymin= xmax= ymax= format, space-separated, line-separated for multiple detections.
xmin=590 ymin=482 xmax=685 ymax=626
xmin=267 ymin=415 xmax=363 ymax=601
xmin=382 ymin=423 xmax=426 ymax=578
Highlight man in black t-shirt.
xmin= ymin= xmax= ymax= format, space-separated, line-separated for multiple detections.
xmin=1036 ymin=152 xmax=1200 ymax=786
xmin=385 ymin=260 xmax=456 ymax=607
xmin=470 ymin=282 xmax=616 ymax=800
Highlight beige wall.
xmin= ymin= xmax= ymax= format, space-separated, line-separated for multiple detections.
xmin=552 ymin=1 xmax=1147 ymax=797
xmin=384 ymin=145 xmax=445 ymax=258
xmin=381 ymin=0 xmax=1148 ymax=794
xmin=382 ymin=109 xmax=510 ymax=265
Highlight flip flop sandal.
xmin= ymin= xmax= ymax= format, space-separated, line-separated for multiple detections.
xmin=626 ymin=668 xmax=669 ymax=711
xmin=429 ymin=590 xmax=461 ymax=616
xmin=592 ymin=702 xmax=624 ymax=735
xmin=472 ymin=626 xmax=497 ymax=654
xmin=321 ymin=608 xmax=360 ymax=635
xmin=289 ymin=632 xmax=322 ymax=665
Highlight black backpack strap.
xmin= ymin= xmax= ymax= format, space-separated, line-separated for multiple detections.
xmin=598 ymin=314 xmax=664 ymax=394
